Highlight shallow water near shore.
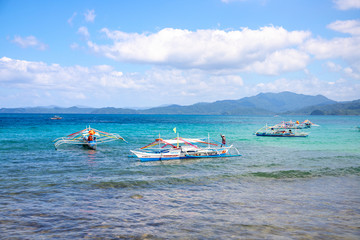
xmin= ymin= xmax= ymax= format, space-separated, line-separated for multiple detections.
xmin=0 ymin=114 xmax=359 ymax=239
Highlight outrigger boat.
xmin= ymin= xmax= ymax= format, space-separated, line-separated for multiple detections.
xmin=255 ymin=124 xmax=309 ymax=137
xmin=53 ymin=126 xmax=127 ymax=150
xmin=272 ymin=120 xmax=317 ymax=129
xmin=130 ymin=135 xmax=240 ymax=162
xmin=50 ymin=115 xmax=63 ymax=120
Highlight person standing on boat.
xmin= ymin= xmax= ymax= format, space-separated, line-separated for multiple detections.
xmin=221 ymin=134 xmax=226 ymax=147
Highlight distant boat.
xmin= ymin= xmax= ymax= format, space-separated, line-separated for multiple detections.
xmin=255 ymin=124 xmax=308 ymax=137
xmin=53 ymin=126 xmax=127 ymax=150
xmin=50 ymin=115 xmax=63 ymax=120
xmin=130 ymin=135 xmax=240 ymax=162
xmin=271 ymin=120 xmax=318 ymax=129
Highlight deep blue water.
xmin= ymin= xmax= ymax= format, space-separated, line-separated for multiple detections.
xmin=0 ymin=114 xmax=359 ymax=239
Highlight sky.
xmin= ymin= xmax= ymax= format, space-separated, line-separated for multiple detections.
xmin=0 ymin=0 xmax=360 ymax=108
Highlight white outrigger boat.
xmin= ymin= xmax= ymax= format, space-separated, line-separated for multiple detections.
xmin=272 ymin=120 xmax=318 ymax=129
xmin=130 ymin=135 xmax=240 ymax=162
xmin=255 ymin=124 xmax=309 ymax=137
xmin=54 ymin=126 xmax=127 ymax=150
xmin=50 ymin=115 xmax=63 ymax=120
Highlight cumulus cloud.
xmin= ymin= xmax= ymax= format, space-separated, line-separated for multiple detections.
xmin=77 ymin=26 xmax=90 ymax=39
xmin=246 ymin=49 xmax=309 ymax=75
xmin=303 ymin=23 xmax=360 ymax=75
xmin=87 ymin=26 xmax=311 ymax=74
xmin=326 ymin=61 xmax=360 ymax=79
xmin=1 ymin=56 xmax=359 ymax=106
xmin=327 ymin=19 xmax=360 ymax=35
xmin=326 ymin=61 xmax=343 ymax=72
xmin=0 ymin=57 xmax=143 ymax=92
xmin=84 ymin=9 xmax=96 ymax=22
xmin=0 ymin=57 xmax=250 ymax=106
xmin=12 ymin=35 xmax=48 ymax=50
xmin=303 ymin=19 xmax=360 ymax=76
xmin=333 ymin=0 xmax=360 ymax=10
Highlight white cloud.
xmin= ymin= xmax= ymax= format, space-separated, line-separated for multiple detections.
xmin=0 ymin=57 xmax=250 ymax=106
xmin=303 ymin=35 xmax=360 ymax=74
xmin=326 ymin=61 xmax=343 ymax=72
xmin=1 ymin=55 xmax=359 ymax=108
xmin=246 ymin=49 xmax=309 ymax=75
xmin=77 ymin=26 xmax=90 ymax=39
xmin=67 ymin=12 xmax=77 ymax=26
xmin=88 ymin=26 xmax=310 ymax=74
xmin=327 ymin=19 xmax=360 ymax=35
xmin=0 ymin=57 xmax=144 ymax=92
xmin=254 ymin=76 xmax=360 ymax=101
xmin=344 ymin=66 xmax=360 ymax=79
xmin=333 ymin=0 xmax=360 ymax=10
xmin=12 ymin=35 xmax=48 ymax=50
xmin=325 ymin=61 xmax=360 ymax=79
xmin=84 ymin=9 xmax=96 ymax=22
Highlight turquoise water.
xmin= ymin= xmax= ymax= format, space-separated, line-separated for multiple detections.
xmin=0 ymin=114 xmax=359 ymax=239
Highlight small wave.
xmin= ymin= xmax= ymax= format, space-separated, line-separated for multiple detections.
xmin=89 ymin=166 xmax=360 ymax=189
xmin=248 ymin=166 xmax=360 ymax=179
xmin=249 ymin=170 xmax=312 ymax=179
xmin=91 ymin=176 xmax=208 ymax=189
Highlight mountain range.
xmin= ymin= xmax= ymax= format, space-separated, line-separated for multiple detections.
xmin=1 ymin=91 xmax=359 ymax=115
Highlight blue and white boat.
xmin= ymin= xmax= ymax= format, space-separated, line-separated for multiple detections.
xmin=130 ymin=136 xmax=240 ymax=162
xmin=255 ymin=124 xmax=309 ymax=137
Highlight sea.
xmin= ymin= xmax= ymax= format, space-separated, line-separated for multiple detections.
xmin=0 ymin=114 xmax=359 ymax=239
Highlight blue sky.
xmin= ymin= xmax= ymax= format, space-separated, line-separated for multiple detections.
xmin=1 ymin=0 xmax=360 ymax=108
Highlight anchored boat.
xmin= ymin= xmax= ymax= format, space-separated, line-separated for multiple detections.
xmin=255 ymin=124 xmax=309 ymax=137
xmin=50 ymin=115 xmax=63 ymax=120
xmin=130 ymin=135 xmax=240 ymax=162
xmin=272 ymin=120 xmax=318 ymax=129
xmin=54 ymin=126 xmax=127 ymax=150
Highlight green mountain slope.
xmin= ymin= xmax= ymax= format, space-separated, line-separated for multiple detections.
xmin=289 ymin=99 xmax=360 ymax=115
xmin=1 ymin=92 xmax=357 ymax=115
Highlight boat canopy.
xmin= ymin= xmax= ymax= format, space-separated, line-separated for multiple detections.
xmin=140 ymin=137 xmax=219 ymax=149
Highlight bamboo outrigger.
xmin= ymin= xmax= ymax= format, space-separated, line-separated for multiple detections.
xmin=130 ymin=134 xmax=241 ymax=162
xmin=54 ymin=126 xmax=127 ymax=150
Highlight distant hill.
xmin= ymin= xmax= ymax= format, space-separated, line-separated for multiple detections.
xmin=138 ymin=102 xmax=273 ymax=115
xmin=1 ymin=92 xmax=358 ymax=115
xmin=0 ymin=106 xmax=95 ymax=114
xmin=135 ymin=91 xmax=335 ymax=115
xmin=235 ymin=91 xmax=336 ymax=113
xmin=288 ymin=99 xmax=360 ymax=115
xmin=91 ymin=107 xmax=137 ymax=114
